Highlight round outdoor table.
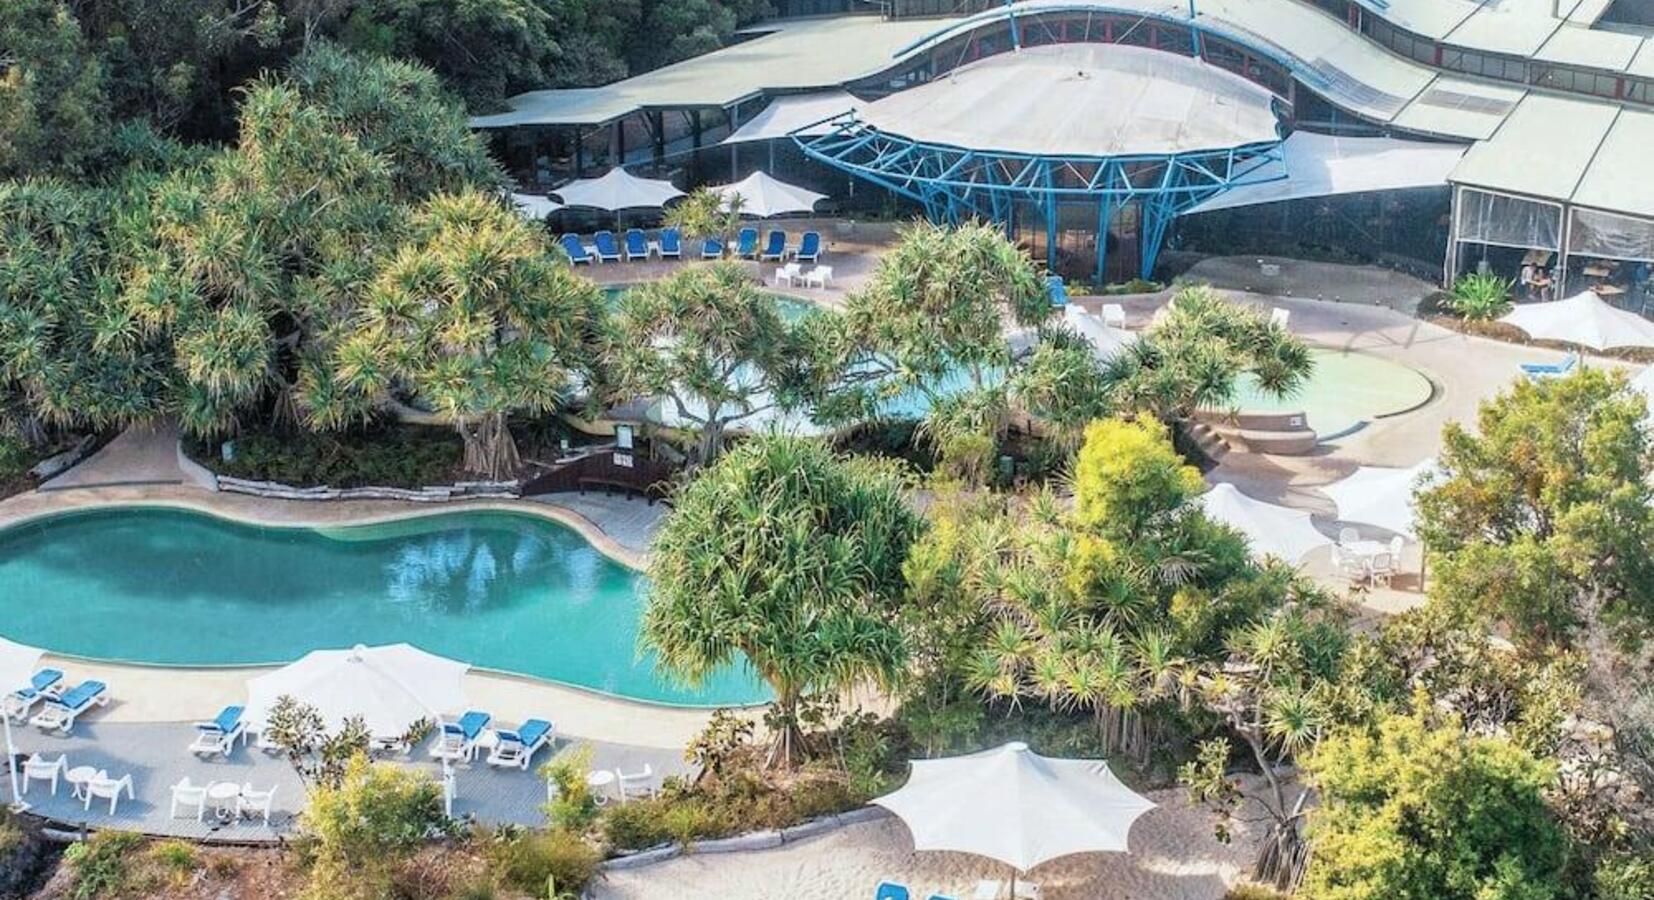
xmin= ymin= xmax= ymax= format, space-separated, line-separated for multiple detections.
xmin=1343 ymin=539 xmax=1389 ymax=559
xmin=65 ymin=765 xmax=98 ymax=801
xmin=586 ymin=769 xmax=616 ymax=806
xmin=207 ymin=782 xmax=242 ymax=821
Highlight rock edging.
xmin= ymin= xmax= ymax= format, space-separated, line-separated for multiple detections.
xmin=599 ymin=806 xmax=889 ymax=872
xmin=215 ymin=476 xmax=520 ymax=503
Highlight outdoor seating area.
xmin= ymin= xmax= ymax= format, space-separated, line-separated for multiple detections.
xmin=560 ymin=227 xmax=827 ymax=276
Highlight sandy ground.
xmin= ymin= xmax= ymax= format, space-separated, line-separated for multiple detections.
xmin=591 ymin=787 xmax=1262 ymax=900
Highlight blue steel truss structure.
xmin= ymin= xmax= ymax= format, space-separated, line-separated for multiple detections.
xmin=795 ymin=115 xmax=1287 ymax=280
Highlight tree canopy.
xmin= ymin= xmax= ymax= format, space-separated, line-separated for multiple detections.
xmin=642 ymin=434 xmax=923 ymax=768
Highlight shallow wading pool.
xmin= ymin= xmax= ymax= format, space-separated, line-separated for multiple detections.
xmin=1221 ymin=349 xmax=1434 ymax=439
xmin=0 ymin=507 xmax=768 ymax=707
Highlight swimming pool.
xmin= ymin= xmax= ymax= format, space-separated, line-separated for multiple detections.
xmin=1221 ymin=349 xmax=1434 ymax=438
xmin=0 ymin=507 xmax=768 ymax=707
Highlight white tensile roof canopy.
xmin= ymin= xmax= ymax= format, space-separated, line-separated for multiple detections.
xmin=856 ymin=42 xmax=1281 ymax=157
xmin=1187 ymin=132 xmax=1465 ymax=215
xmin=874 ymin=741 xmax=1154 ymax=874
xmin=553 ymin=168 xmax=685 ymax=211
xmin=711 ymin=171 xmax=827 ymax=217
xmin=722 ymin=90 xmax=867 ymax=144
xmin=1321 ymin=457 xmax=1437 ymax=537
xmin=1199 ymin=482 xmax=1332 ymax=564
xmin=1498 ymin=291 xmax=1654 ymax=351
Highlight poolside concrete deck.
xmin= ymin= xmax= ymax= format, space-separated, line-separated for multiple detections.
xmin=10 ymin=718 xmax=686 ymax=841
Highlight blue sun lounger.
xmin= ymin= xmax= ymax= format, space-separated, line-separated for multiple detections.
xmin=486 ymin=718 xmax=555 ymax=770
xmin=701 ymin=236 xmax=724 ymax=259
xmin=658 ymin=228 xmax=683 ymax=259
xmin=735 ymin=227 xmax=759 ymax=258
xmin=1047 ymin=274 xmax=1069 ymax=307
xmin=190 ymin=704 xmax=246 ymax=756
xmin=795 ymin=230 xmax=822 ymax=263
xmin=624 ymin=228 xmax=650 ymax=261
xmin=875 ymin=883 xmax=910 ymax=900
xmin=30 ymin=680 xmax=107 ymax=734
xmin=759 ymin=229 xmax=787 ymax=261
xmin=4 ymin=668 xmax=63 ymax=721
xmin=592 ymin=230 xmax=623 ymax=263
xmin=559 ymin=234 xmax=594 ymax=265
xmin=1520 ymin=351 xmax=1577 ymax=379
xmin=432 ymin=710 xmax=492 ymax=762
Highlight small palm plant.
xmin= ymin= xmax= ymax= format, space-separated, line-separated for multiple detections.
xmin=1445 ymin=273 xmax=1514 ymax=320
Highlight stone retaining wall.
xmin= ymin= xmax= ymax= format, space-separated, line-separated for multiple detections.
xmin=216 ymin=476 xmax=519 ymax=503
xmin=599 ymin=806 xmax=889 ymax=872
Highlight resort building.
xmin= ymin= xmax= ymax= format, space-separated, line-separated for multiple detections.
xmin=474 ymin=0 xmax=1654 ymax=300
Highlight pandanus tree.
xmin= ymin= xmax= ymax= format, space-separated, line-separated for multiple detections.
xmin=605 ymin=262 xmax=799 ymax=465
xmin=0 ymin=180 xmax=167 ymax=443
xmin=1102 ymin=283 xmax=1313 ymax=421
xmin=642 ymin=435 xmax=923 ymax=770
xmin=327 ymin=190 xmax=603 ymax=478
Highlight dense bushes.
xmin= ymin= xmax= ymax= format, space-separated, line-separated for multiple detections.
xmin=196 ymin=425 xmax=465 ymax=487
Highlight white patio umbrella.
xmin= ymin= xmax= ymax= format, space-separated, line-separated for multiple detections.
xmin=1628 ymin=366 xmax=1654 ymax=423
xmin=710 ymin=170 xmax=827 ymax=217
xmin=552 ymin=168 xmax=684 ymax=211
xmin=1199 ymin=482 xmax=1332 ymax=564
xmin=1063 ymin=304 xmax=1138 ymax=361
xmin=509 ymin=192 xmax=563 ymax=219
xmin=244 ymin=643 xmax=468 ymax=738
xmin=0 ymin=635 xmax=44 ymax=810
xmin=875 ymin=742 xmax=1154 ymax=891
xmin=1322 ymin=457 xmax=1436 ymax=537
xmin=1498 ymin=290 xmax=1654 ymax=351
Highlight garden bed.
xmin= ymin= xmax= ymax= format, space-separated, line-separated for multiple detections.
xmin=185 ymin=425 xmax=469 ymax=489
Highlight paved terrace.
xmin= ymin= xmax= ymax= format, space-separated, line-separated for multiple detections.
xmin=10 ymin=719 xmax=685 ymax=842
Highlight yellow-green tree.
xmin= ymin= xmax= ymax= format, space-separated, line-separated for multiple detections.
xmin=301 ymin=753 xmax=450 ymax=899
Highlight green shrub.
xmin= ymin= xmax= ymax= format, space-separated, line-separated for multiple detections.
xmin=486 ymin=828 xmax=602 ymax=895
xmin=1101 ymin=277 xmax=1163 ymax=295
xmin=64 ymin=831 xmax=143 ymax=899
xmin=1224 ymin=885 xmax=1289 ymax=900
xmin=301 ymin=753 xmax=451 ymax=899
xmin=1445 ymin=273 xmax=1513 ymax=320
xmin=541 ymin=746 xmax=599 ymax=830
xmin=148 ymin=839 xmax=199 ymax=875
xmin=1594 ymin=851 xmax=1654 ymax=900
xmin=0 ymin=438 xmax=29 ymax=481
xmin=202 ymin=425 xmax=465 ymax=488
xmin=600 ymin=799 xmax=674 ymax=851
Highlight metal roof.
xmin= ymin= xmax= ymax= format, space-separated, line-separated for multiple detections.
xmin=1571 ymin=109 xmax=1654 ymax=218
xmin=1390 ymin=75 xmax=1528 ymax=140
xmin=856 ymin=43 xmax=1282 ymax=156
xmin=1450 ymin=93 xmax=1620 ymax=203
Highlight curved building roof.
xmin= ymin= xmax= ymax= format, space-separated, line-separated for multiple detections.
xmin=856 ymin=44 xmax=1281 ymax=157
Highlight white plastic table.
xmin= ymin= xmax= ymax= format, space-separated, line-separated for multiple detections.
xmin=207 ymin=781 xmax=242 ymax=820
xmin=586 ymin=769 xmax=616 ymax=806
xmin=65 ymin=765 xmax=98 ymax=800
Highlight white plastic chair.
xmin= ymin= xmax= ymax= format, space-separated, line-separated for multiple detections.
xmin=1367 ymin=551 xmax=1396 ymax=587
xmin=170 ymin=778 xmax=208 ymax=821
xmin=22 ymin=753 xmax=66 ymax=796
xmin=1332 ymin=545 xmax=1365 ymax=583
xmin=84 ymin=771 xmax=134 ymax=815
xmin=615 ymin=764 xmax=658 ymax=801
xmin=1270 ymin=307 xmax=1291 ymax=329
xmin=1337 ymin=527 xmax=1360 ymax=546
xmin=773 ymin=263 xmax=802 ymax=287
xmin=1101 ymin=304 xmax=1127 ymax=328
xmin=238 ymin=784 xmax=277 ymax=825
xmin=804 ymin=265 xmax=834 ymax=289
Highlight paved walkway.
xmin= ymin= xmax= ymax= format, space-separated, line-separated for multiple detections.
xmin=11 ymin=719 xmax=685 ymax=842
xmin=40 ymin=421 xmax=215 ymax=491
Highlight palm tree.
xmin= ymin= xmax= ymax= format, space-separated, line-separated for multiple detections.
xmin=328 ymin=190 xmax=603 ymax=478
xmin=642 ymin=435 xmax=923 ymax=769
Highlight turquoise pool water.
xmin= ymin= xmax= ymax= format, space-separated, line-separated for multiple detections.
xmin=1221 ymin=349 xmax=1434 ymax=438
xmin=0 ymin=508 xmax=768 ymax=707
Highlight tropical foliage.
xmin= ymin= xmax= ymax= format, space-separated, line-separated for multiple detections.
xmin=642 ymin=434 xmax=923 ymax=769
xmin=605 ymin=263 xmax=798 ymax=464
xmin=300 ymin=753 xmax=452 ymax=900
xmin=1445 ymin=272 xmax=1514 ymax=320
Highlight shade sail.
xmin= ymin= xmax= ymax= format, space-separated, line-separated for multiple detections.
xmin=874 ymin=741 xmax=1154 ymax=873
xmin=553 ymin=168 xmax=684 ymax=211
xmin=712 ymin=170 xmax=826 ymax=217
xmin=245 ymin=643 xmax=468 ymax=737
xmin=1199 ymin=482 xmax=1332 ymax=564
xmin=1322 ymin=458 xmax=1436 ymax=537
xmin=1063 ymin=305 xmax=1138 ymax=360
xmin=1188 ymin=132 xmax=1464 ymax=215
xmin=510 ymin=192 xmax=563 ymax=219
xmin=723 ymin=90 xmax=866 ymax=144
xmin=1499 ymin=291 xmax=1654 ymax=351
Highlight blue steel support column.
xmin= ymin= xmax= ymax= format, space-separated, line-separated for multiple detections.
xmin=1006 ymin=0 xmax=1022 ymax=50
xmin=1094 ymin=194 xmax=1116 ymax=285
xmin=1043 ymin=163 xmax=1058 ymax=270
xmin=1189 ymin=1 xmax=1202 ymax=56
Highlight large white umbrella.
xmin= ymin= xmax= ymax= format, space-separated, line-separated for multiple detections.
xmin=552 ymin=168 xmax=683 ymax=211
xmin=509 ymin=192 xmax=563 ymax=219
xmin=711 ymin=170 xmax=827 ymax=217
xmin=1322 ymin=457 xmax=1436 ymax=537
xmin=875 ymin=741 xmax=1154 ymax=884
xmin=1063 ymin=304 xmax=1138 ymax=361
xmin=1199 ymin=482 xmax=1332 ymax=564
xmin=245 ymin=643 xmax=468 ymax=738
xmin=0 ymin=635 xmax=44 ymax=810
xmin=1499 ymin=290 xmax=1654 ymax=351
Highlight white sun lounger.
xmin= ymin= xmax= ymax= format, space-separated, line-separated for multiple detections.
xmin=486 ymin=719 xmax=555 ymax=770
xmin=430 ymin=710 xmax=492 ymax=763
xmin=3 ymin=669 xmax=63 ymax=722
xmin=30 ymin=680 xmax=107 ymax=734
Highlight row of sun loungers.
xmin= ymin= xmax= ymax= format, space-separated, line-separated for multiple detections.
xmin=560 ymin=228 xmax=823 ymax=266
xmin=7 ymin=672 xmax=109 ymax=734
xmin=425 ymin=709 xmax=556 ymax=770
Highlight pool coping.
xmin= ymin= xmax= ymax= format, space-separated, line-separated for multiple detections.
xmin=0 ymin=484 xmax=770 ymax=735
xmin=1230 ymin=342 xmax=1442 ymax=443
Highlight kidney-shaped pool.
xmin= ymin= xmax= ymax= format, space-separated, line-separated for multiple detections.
xmin=0 ymin=507 xmax=767 ymax=707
